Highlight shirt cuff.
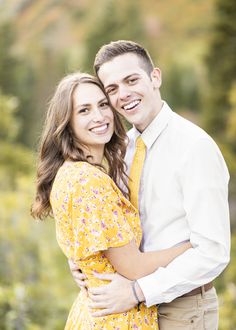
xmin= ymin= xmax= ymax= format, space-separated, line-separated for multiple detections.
xmin=137 ymin=269 xmax=166 ymax=307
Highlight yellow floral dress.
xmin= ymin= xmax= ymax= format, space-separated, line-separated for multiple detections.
xmin=50 ymin=161 xmax=158 ymax=329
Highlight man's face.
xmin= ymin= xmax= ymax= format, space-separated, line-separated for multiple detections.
xmin=97 ymin=53 xmax=162 ymax=132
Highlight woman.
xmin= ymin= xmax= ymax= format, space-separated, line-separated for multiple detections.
xmin=31 ymin=72 xmax=191 ymax=329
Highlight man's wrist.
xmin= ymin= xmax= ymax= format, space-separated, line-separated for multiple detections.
xmin=133 ymin=280 xmax=145 ymax=303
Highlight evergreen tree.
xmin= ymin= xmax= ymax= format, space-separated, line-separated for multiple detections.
xmin=204 ymin=0 xmax=236 ymax=137
xmin=0 ymin=22 xmax=19 ymax=95
xmin=0 ymin=20 xmax=36 ymax=147
xmin=82 ymin=0 xmax=146 ymax=73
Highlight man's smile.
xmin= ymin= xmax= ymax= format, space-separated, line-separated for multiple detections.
xmin=122 ymin=99 xmax=141 ymax=111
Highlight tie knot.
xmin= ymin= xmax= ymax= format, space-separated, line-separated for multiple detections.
xmin=136 ymin=136 xmax=146 ymax=150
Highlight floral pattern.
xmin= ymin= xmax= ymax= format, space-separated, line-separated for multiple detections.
xmin=50 ymin=161 xmax=158 ymax=329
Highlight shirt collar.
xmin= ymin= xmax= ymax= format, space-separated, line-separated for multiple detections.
xmin=132 ymin=101 xmax=173 ymax=149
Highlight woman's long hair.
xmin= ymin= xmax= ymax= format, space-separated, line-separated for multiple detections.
xmin=31 ymin=72 xmax=129 ymax=220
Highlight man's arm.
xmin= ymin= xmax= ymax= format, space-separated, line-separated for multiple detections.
xmin=137 ymin=138 xmax=230 ymax=307
xmin=86 ymin=138 xmax=230 ymax=314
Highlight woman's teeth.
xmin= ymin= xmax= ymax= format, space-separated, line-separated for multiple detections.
xmin=90 ymin=124 xmax=108 ymax=133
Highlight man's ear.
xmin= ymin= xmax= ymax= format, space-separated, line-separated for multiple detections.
xmin=151 ymin=68 xmax=162 ymax=89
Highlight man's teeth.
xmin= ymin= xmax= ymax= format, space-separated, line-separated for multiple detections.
xmin=123 ymin=100 xmax=140 ymax=110
xmin=90 ymin=124 xmax=108 ymax=133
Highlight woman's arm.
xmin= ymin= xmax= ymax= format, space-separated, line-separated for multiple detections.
xmin=104 ymin=239 xmax=191 ymax=280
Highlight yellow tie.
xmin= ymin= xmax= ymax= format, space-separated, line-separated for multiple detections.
xmin=129 ymin=136 xmax=146 ymax=209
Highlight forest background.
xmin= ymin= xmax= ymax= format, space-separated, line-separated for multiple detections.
xmin=0 ymin=0 xmax=236 ymax=329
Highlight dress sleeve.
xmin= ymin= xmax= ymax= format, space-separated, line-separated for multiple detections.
xmin=69 ymin=165 xmax=135 ymax=260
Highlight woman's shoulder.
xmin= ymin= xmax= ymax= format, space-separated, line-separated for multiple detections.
xmin=56 ymin=161 xmax=111 ymax=188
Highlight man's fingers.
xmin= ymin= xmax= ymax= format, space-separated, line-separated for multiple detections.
xmin=75 ymin=279 xmax=87 ymax=288
xmin=72 ymin=271 xmax=87 ymax=281
xmin=88 ymin=301 xmax=109 ymax=309
xmin=91 ymin=309 xmax=113 ymax=318
xmin=89 ymin=286 xmax=107 ymax=295
xmin=80 ymin=287 xmax=88 ymax=297
xmin=68 ymin=259 xmax=79 ymax=271
xmin=88 ymin=293 xmax=104 ymax=302
xmin=93 ymin=272 xmax=116 ymax=281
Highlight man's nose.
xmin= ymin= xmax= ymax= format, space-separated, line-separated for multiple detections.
xmin=118 ymin=85 xmax=131 ymax=100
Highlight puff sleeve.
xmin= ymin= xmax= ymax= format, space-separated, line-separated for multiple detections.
xmin=53 ymin=163 xmax=135 ymax=261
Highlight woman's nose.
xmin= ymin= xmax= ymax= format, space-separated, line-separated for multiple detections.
xmin=92 ymin=108 xmax=105 ymax=122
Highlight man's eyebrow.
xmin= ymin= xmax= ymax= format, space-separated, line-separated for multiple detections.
xmin=105 ymin=74 xmax=140 ymax=89
xmin=104 ymin=83 xmax=117 ymax=90
xmin=124 ymin=73 xmax=140 ymax=80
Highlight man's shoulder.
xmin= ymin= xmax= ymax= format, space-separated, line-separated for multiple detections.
xmin=171 ymin=111 xmax=211 ymax=143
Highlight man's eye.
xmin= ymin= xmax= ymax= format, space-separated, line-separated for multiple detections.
xmin=107 ymin=87 xmax=116 ymax=95
xmin=128 ymin=78 xmax=138 ymax=84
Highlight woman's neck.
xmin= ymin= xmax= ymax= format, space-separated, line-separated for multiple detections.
xmin=83 ymin=145 xmax=105 ymax=165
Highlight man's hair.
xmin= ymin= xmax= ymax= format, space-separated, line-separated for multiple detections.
xmin=94 ymin=40 xmax=154 ymax=76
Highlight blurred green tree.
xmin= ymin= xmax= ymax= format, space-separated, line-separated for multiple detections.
xmin=0 ymin=20 xmax=36 ymax=147
xmin=0 ymin=89 xmax=75 ymax=329
xmin=162 ymin=61 xmax=201 ymax=113
xmin=0 ymin=91 xmax=34 ymax=189
xmin=204 ymin=0 xmax=236 ymax=137
xmin=0 ymin=21 xmax=19 ymax=94
xmin=204 ymin=0 xmax=236 ymax=222
xmin=82 ymin=0 xmax=146 ymax=73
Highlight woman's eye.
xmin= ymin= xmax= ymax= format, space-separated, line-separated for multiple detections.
xmin=100 ymin=102 xmax=109 ymax=108
xmin=78 ymin=108 xmax=88 ymax=114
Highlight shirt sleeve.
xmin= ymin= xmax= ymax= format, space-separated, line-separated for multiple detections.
xmin=56 ymin=165 xmax=135 ymax=262
xmin=137 ymin=137 xmax=230 ymax=306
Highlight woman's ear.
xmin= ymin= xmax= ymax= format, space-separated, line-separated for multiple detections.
xmin=151 ymin=68 xmax=162 ymax=89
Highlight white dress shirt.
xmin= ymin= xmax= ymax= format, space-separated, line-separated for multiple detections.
xmin=125 ymin=101 xmax=230 ymax=306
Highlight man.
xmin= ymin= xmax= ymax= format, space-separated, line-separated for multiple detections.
xmin=70 ymin=40 xmax=230 ymax=329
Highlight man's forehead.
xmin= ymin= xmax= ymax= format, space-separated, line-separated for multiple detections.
xmin=98 ymin=54 xmax=144 ymax=87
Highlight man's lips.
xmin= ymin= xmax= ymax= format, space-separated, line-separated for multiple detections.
xmin=122 ymin=99 xmax=141 ymax=111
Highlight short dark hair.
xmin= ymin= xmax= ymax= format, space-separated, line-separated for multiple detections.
xmin=94 ymin=40 xmax=154 ymax=76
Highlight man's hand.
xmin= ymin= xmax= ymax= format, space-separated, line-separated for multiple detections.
xmin=68 ymin=259 xmax=87 ymax=293
xmin=88 ymin=272 xmax=143 ymax=317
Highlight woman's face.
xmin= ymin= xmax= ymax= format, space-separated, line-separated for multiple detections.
xmin=71 ymin=83 xmax=114 ymax=155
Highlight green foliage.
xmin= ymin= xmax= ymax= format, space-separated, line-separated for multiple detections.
xmin=226 ymin=83 xmax=236 ymax=150
xmin=0 ymin=0 xmax=235 ymax=328
xmin=0 ymin=91 xmax=34 ymax=189
xmin=0 ymin=20 xmax=36 ymax=147
xmin=204 ymin=0 xmax=236 ymax=136
xmin=0 ymin=176 xmax=76 ymax=329
xmin=162 ymin=61 xmax=201 ymax=113
xmin=0 ymin=22 xmax=19 ymax=95
xmin=0 ymin=91 xmax=20 ymax=141
xmin=0 ymin=90 xmax=76 ymax=328
xmin=216 ymin=234 xmax=236 ymax=330
xmin=82 ymin=0 xmax=146 ymax=73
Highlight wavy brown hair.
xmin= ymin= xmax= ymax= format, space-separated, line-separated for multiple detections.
xmin=31 ymin=72 xmax=129 ymax=220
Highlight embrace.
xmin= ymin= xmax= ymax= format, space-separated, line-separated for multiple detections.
xmin=32 ymin=40 xmax=230 ymax=329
